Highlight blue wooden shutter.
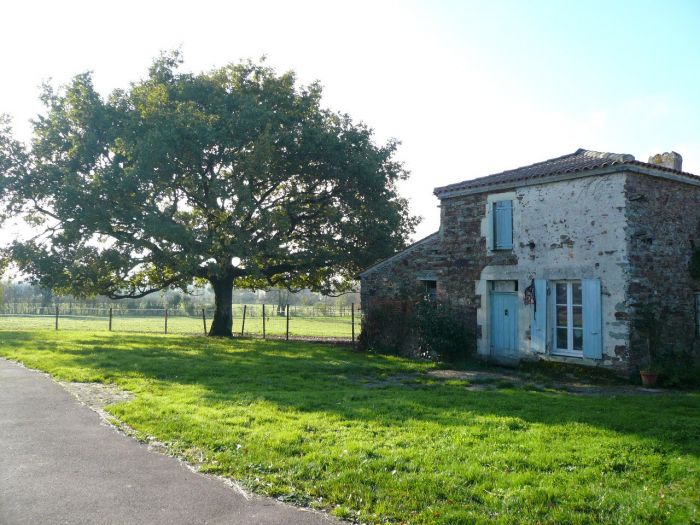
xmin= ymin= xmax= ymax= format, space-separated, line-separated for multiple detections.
xmin=494 ymin=200 xmax=513 ymax=250
xmin=582 ymin=279 xmax=602 ymax=359
xmin=531 ymin=279 xmax=547 ymax=353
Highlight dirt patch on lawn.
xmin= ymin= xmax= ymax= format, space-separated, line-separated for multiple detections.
xmin=427 ymin=369 xmax=667 ymax=395
xmin=58 ymin=381 xmax=186 ymax=458
xmin=59 ymin=381 xmax=134 ymax=409
xmin=351 ymin=368 xmax=669 ymax=395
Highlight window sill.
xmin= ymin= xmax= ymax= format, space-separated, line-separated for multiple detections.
xmin=551 ymin=350 xmax=583 ymax=358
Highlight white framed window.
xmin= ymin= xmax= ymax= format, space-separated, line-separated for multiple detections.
xmin=554 ymin=281 xmax=583 ymax=356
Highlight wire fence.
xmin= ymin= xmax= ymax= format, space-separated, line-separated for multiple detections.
xmin=0 ymin=303 xmax=362 ymax=342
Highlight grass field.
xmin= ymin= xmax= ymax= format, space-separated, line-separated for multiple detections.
xmin=0 ymin=331 xmax=698 ymax=524
xmin=0 ymin=313 xmax=359 ymax=339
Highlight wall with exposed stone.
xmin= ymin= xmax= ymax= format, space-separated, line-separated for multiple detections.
xmin=359 ymin=192 xmax=491 ymax=353
xmin=361 ymin=169 xmax=700 ymax=373
xmin=477 ymin=173 xmax=631 ymax=370
xmin=624 ymin=173 xmax=700 ymax=369
xmin=359 ymin=233 xmax=442 ymax=309
xmin=361 ymin=173 xmax=633 ymax=369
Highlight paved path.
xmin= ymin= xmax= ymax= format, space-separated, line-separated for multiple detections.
xmin=0 ymin=358 xmax=341 ymax=524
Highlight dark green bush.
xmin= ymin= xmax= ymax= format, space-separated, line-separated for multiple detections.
xmin=656 ymin=348 xmax=700 ymax=388
xmin=360 ymin=298 xmax=474 ymax=362
xmin=358 ymin=301 xmax=414 ymax=355
xmin=414 ymin=298 xmax=473 ymax=362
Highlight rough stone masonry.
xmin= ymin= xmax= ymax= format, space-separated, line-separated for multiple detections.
xmin=360 ymin=149 xmax=700 ymax=375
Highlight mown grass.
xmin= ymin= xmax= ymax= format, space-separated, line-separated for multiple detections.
xmin=0 ymin=330 xmax=698 ymax=524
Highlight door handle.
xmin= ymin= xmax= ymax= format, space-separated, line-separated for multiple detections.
xmin=504 ymin=309 xmax=509 ymax=316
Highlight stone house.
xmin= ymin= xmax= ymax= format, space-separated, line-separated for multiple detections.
xmin=360 ymin=149 xmax=700 ymax=374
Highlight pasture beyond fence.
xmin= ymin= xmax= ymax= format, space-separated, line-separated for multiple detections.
xmin=0 ymin=303 xmax=362 ymax=342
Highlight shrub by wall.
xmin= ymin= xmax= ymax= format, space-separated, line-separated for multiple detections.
xmin=360 ymin=298 xmax=474 ymax=362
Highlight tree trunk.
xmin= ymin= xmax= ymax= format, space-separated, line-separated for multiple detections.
xmin=209 ymin=276 xmax=234 ymax=337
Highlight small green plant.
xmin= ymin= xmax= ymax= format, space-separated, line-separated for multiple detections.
xmin=632 ymin=303 xmax=662 ymax=373
xmin=632 ymin=302 xmax=700 ymax=387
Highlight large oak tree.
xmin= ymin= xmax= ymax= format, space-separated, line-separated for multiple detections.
xmin=0 ymin=53 xmax=417 ymax=336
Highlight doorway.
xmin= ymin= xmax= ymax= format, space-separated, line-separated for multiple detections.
xmin=490 ymin=287 xmax=518 ymax=358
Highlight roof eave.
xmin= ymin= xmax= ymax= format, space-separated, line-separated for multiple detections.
xmin=358 ymin=232 xmax=440 ymax=278
xmin=433 ymin=164 xmax=700 ymax=199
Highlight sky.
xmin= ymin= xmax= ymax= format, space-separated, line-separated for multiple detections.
xmin=1 ymin=0 xmax=699 ymax=240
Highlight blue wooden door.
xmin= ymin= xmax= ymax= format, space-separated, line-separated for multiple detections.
xmin=491 ymin=292 xmax=518 ymax=357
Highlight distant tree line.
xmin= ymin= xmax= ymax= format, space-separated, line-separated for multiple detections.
xmin=0 ymin=281 xmax=359 ymax=312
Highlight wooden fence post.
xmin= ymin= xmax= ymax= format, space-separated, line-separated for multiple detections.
xmin=109 ymin=307 xmax=113 ymax=331
xmin=55 ymin=305 xmax=59 ymax=331
xmin=262 ymin=304 xmax=266 ymax=339
xmin=286 ymin=304 xmax=290 ymax=341
xmin=351 ymin=302 xmax=355 ymax=345
xmin=164 ymin=308 xmax=168 ymax=334
xmin=241 ymin=305 xmax=247 ymax=336
xmin=202 ymin=308 xmax=207 ymax=335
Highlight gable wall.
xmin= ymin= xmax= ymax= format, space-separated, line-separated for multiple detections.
xmin=624 ymin=173 xmax=700 ymax=368
xmin=360 ymin=235 xmax=443 ymax=310
xmin=359 ymin=192 xmax=491 ymax=351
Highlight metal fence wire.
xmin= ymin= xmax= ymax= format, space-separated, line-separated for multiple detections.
xmin=0 ymin=303 xmax=362 ymax=342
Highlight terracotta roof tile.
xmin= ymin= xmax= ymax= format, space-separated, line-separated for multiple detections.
xmin=433 ymin=149 xmax=640 ymax=196
xmin=435 ymin=148 xmax=700 ymax=197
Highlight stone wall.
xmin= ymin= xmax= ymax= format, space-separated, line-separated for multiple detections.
xmin=624 ymin=173 xmax=700 ymax=369
xmin=359 ymin=233 xmax=442 ymax=309
xmin=495 ymin=174 xmax=630 ymax=369
xmin=359 ymin=192 xmax=491 ymax=353
xmin=361 ymin=168 xmax=700 ymax=373
xmin=360 ymin=173 xmax=633 ymax=371
xmin=360 ymin=191 xmax=496 ymax=310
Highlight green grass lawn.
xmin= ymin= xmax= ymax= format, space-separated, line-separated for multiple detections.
xmin=0 ymin=330 xmax=698 ymax=524
xmin=0 ymin=314 xmax=359 ymax=339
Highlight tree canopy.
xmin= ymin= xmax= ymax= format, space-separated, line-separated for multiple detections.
xmin=0 ymin=53 xmax=417 ymax=335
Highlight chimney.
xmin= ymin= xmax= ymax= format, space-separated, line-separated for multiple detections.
xmin=648 ymin=151 xmax=682 ymax=171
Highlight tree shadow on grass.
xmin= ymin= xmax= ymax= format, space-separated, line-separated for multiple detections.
xmin=2 ymin=331 xmax=699 ymax=458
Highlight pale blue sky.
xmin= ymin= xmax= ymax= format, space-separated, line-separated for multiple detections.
xmin=1 ymin=0 xmax=698 ymax=239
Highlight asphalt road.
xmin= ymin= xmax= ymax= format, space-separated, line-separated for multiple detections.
xmin=0 ymin=358 xmax=341 ymax=525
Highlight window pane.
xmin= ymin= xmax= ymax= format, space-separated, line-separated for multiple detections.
xmin=572 ymin=306 xmax=583 ymax=328
xmin=573 ymin=328 xmax=583 ymax=351
xmin=572 ymin=282 xmax=582 ymax=305
xmin=556 ymin=283 xmax=567 ymax=304
xmin=557 ymin=306 xmax=568 ymax=326
xmin=557 ymin=328 xmax=568 ymax=349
